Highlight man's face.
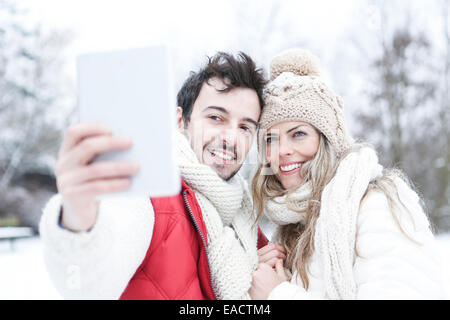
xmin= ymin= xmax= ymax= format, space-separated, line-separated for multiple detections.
xmin=178 ymin=77 xmax=261 ymax=180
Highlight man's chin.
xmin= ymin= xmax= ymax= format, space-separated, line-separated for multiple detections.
xmin=213 ymin=165 xmax=241 ymax=181
xmin=201 ymin=156 xmax=236 ymax=180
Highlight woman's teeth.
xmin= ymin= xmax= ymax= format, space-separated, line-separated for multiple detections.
xmin=280 ymin=163 xmax=301 ymax=172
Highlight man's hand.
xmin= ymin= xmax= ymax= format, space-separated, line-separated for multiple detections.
xmin=56 ymin=123 xmax=140 ymax=232
xmin=257 ymin=242 xmax=286 ymax=268
xmin=249 ymin=259 xmax=288 ymax=300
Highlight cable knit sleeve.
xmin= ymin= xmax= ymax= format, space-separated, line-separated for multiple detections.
xmin=39 ymin=194 xmax=155 ymax=299
xmin=354 ymin=190 xmax=445 ymax=299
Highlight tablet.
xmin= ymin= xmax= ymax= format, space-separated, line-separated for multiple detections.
xmin=77 ymin=46 xmax=181 ymax=198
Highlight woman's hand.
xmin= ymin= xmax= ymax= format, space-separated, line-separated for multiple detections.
xmin=249 ymin=259 xmax=288 ymax=300
xmin=257 ymin=242 xmax=286 ymax=268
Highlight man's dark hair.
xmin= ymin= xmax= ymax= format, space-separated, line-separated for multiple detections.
xmin=176 ymin=51 xmax=267 ymax=126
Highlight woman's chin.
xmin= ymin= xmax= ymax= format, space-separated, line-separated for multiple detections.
xmin=277 ymin=175 xmax=303 ymax=191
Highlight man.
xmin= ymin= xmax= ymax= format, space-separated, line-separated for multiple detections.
xmin=39 ymin=52 xmax=286 ymax=299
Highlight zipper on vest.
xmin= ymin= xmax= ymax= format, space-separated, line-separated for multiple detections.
xmin=182 ymin=191 xmax=215 ymax=296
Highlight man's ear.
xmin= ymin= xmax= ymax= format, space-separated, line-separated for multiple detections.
xmin=176 ymin=107 xmax=184 ymax=133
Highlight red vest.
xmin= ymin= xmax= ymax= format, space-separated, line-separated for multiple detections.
xmin=120 ymin=180 xmax=268 ymax=300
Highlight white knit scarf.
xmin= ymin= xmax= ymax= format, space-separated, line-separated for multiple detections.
xmin=265 ymin=147 xmax=383 ymax=300
xmin=174 ymin=131 xmax=259 ymax=300
xmin=265 ymin=181 xmax=312 ymax=226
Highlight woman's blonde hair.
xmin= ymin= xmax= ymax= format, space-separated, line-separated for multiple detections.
xmin=251 ymin=132 xmax=428 ymax=290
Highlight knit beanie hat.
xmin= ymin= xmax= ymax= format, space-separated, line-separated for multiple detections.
xmin=259 ymin=49 xmax=353 ymax=157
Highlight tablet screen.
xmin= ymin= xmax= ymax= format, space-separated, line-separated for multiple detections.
xmin=77 ymin=46 xmax=180 ymax=198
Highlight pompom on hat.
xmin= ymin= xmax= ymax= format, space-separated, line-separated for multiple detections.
xmin=269 ymin=48 xmax=321 ymax=80
xmin=259 ymin=49 xmax=353 ymax=157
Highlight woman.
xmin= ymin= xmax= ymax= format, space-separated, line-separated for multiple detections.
xmin=249 ymin=49 xmax=445 ymax=300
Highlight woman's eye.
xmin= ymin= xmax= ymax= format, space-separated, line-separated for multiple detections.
xmin=241 ymin=126 xmax=250 ymax=132
xmin=294 ymin=131 xmax=306 ymax=137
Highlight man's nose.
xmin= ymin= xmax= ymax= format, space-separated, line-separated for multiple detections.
xmin=219 ymin=127 xmax=238 ymax=147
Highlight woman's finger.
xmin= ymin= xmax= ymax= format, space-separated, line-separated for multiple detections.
xmin=273 ymin=242 xmax=287 ymax=254
xmin=259 ymin=249 xmax=286 ymax=263
xmin=275 ymin=259 xmax=286 ymax=278
xmin=265 ymin=257 xmax=279 ymax=268
xmin=257 ymin=242 xmax=275 ymax=256
xmin=258 ymin=242 xmax=286 ymax=256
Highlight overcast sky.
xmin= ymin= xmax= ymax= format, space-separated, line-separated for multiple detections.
xmin=16 ymin=0 xmax=447 ymax=128
xmin=21 ymin=0 xmax=358 ymax=50
xmin=19 ymin=0 xmax=362 ymax=79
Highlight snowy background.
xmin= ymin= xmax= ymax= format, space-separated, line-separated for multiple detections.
xmin=0 ymin=0 xmax=449 ymax=299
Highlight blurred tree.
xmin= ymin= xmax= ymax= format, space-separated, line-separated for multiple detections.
xmin=434 ymin=0 xmax=450 ymax=231
xmin=354 ymin=0 xmax=449 ymax=232
xmin=362 ymin=28 xmax=435 ymax=166
xmin=0 ymin=0 xmax=73 ymax=229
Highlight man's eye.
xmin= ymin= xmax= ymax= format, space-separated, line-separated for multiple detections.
xmin=209 ymin=115 xmax=221 ymax=121
xmin=241 ymin=126 xmax=250 ymax=132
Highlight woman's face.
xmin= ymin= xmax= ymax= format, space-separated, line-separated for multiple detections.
xmin=265 ymin=121 xmax=320 ymax=190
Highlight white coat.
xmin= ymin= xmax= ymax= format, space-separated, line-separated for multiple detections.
xmin=268 ymin=189 xmax=445 ymax=300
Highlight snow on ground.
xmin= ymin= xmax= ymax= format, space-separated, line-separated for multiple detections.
xmin=0 ymin=237 xmax=61 ymax=300
xmin=437 ymin=233 xmax=450 ymax=299
xmin=0 ymin=234 xmax=449 ymax=300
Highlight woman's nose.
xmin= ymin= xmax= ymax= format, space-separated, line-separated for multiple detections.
xmin=278 ymin=137 xmax=293 ymax=157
